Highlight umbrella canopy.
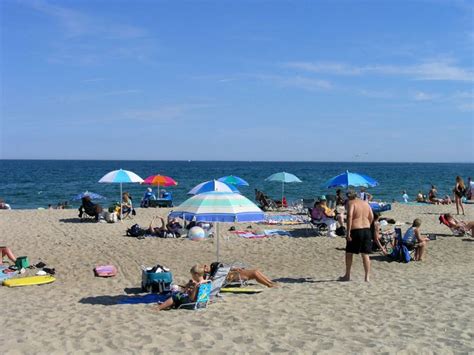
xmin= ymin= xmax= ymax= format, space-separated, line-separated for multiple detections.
xmin=265 ymin=171 xmax=302 ymax=202
xmin=169 ymin=192 xmax=264 ymax=261
xmin=188 ymin=180 xmax=239 ymax=195
xmin=72 ymin=191 xmax=105 ymax=201
xmin=323 ymin=170 xmax=378 ymax=189
xmin=143 ymin=174 xmax=177 ymax=198
xmin=98 ymin=169 xmax=144 ymax=220
xmin=217 ymin=175 xmax=249 ymax=186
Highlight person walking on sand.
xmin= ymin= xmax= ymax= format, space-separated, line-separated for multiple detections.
xmin=453 ymin=176 xmax=465 ymax=215
xmin=339 ymin=191 xmax=374 ymax=282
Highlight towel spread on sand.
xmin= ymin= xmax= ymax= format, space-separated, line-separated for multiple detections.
xmin=231 ymin=231 xmax=267 ymax=239
xmin=259 ymin=214 xmax=308 ymax=225
xmin=263 ymin=229 xmax=292 ymax=236
xmin=119 ymin=293 xmax=170 ymax=305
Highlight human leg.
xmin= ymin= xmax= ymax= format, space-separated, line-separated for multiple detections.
xmin=239 ymin=269 xmax=274 ymax=287
xmin=339 ymin=253 xmax=353 ymax=281
xmin=152 ymin=296 xmax=174 ymax=311
xmin=361 ymin=253 xmax=371 ymax=282
xmin=1 ymin=247 xmax=16 ymax=263
xmin=416 ymin=242 xmax=427 ymax=261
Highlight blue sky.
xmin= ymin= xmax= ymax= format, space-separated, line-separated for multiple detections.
xmin=1 ymin=0 xmax=473 ymax=162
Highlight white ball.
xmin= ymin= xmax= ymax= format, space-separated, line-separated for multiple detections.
xmin=188 ymin=226 xmax=206 ymax=241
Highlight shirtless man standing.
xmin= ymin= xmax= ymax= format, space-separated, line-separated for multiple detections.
xmin=339 ymin=191 xmax=374 ymax=282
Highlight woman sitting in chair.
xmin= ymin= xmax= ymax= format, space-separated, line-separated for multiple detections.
xmin=311 ymin=197 xmax=338 ymax=238
xmin=443 ymin=214 xmax=473 ymax=236
xmin=153 ymin=264 xmax=206 ymax=311
xmin=121 ymin=192 xmax=133 ymax=219
xmin=78 ymin=196 xmax=103 ymax=221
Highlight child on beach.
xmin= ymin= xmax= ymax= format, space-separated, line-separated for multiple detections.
xmin=152 ymin=265 xmax=206 ymax=311
xmin=402 ymin=191 xmax=409 ymax=203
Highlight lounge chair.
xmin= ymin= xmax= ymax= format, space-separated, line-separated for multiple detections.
xmin=177 ymin=280 xmax=212 ymax=310
xmin=439 ymin=214 xmax=471 ymax=237
xmin=255 ymin=189 xmax=278 ymax=211
xmin=209 ymin=263 xmax=231 ymax=300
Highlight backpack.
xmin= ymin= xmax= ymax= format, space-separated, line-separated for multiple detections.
xmin=127 ymin=224 xmax=146 ymax=238
xmin=389 ymin=244 xmax=411 ymax=263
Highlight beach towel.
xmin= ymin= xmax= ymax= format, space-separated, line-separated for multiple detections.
xmin=370 ymin=202 xmax=392 ymax=213
xmin=231 ymin=231 xmax=267 ymax=239
xmin=118 ymin=293 xmax=171 ymax=305
xmin=0 ymin=266 xmax=16 ymax=282
xmin=259 ymin=214 xmax=308 ymax=225
xmin=263 ymin=229 xmax=292 ymax=237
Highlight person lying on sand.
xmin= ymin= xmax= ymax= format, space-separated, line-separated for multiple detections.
xmin=152 ymin=265 xmax=205 ymax=311
xmin=204 ymin=262 xmax=276 ymax=288
xmin=147 ymin=216 xmax=182 ymax=238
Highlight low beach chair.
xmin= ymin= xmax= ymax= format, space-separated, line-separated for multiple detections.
xmin=177 ymin=281 xmax=212 ymax=310
xmin=390 ymin=228 xmax=416 ymax=262
xmin=209 ymin=263 xmax=231 ymax=300
xmin=439 ymin=214 xmax=471 ymax=237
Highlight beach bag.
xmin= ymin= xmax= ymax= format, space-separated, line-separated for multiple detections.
xmin=401 ymin=245 xmax=411 ymax=263
xmin=94 ymin=265 xmax=117 ymax=277
xmin=127 ymin=224 xmax=146 ymax=238
xmin=335 ymin=226 xmax=346 ymax=237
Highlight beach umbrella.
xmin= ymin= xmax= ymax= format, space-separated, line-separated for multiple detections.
xmin=188 ymin=180 xmax=239 ymax=195
xmin=98 ymin=169 xmax=144 ymax=220
xmin=143 ymin=174 xmax=177 ymax=198
xmin=169 ymin=192 xmax=264 ymax=261
xmin=218 ymin=175 xmax=249 ymax=186
xmin=265 ymin=172 xmax=302 ymax=202
xmin=72 ymin=191 xmax=105 ymax=201
xmin=323 ymin=170 xmax=378 ymax=189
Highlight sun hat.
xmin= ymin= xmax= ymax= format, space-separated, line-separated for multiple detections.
xmin=320 ymin=195 xmax=327 ymax=201
xmin=147 ymin=187 xmax=152 ymax=192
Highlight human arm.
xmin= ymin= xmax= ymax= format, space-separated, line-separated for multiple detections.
xmin=346 ymin=203 xmax=353 ymax=241
xmin=415 ymin=228 xmax=429 ymax=243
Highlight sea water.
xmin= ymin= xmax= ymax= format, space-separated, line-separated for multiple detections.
xmin=0 ymin=160 xmax=472 ymax=209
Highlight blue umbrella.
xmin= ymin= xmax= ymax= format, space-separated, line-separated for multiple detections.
xmin=169 ymin=192 xmax=264 ymax=260
xmin=217 ymin=175 xmax=249 ymax=186
xmin=323 ymin=170 xmax=378 ymax=189
xmin=265 ymin=172 xmax=302 ymax=202
xmin=188 ymin=180 xmax=240 ymax=195
xmin=72 ymin=191 xmax=105 ymax=201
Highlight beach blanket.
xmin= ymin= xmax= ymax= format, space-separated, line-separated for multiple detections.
xmin=231 ymin=231 xmax=267 ymax=239
xmin=118 ymin=293 xmax=171 ymax=305
xmin=0 ymin=266 xmax=17 ymax=282
xmin=263 ymin=229 xmax=292 ymax=237
xmin=259 ymin=214 xmax=308 ymax=225
xmin=370 ymin=202 xmax=392 ymax=213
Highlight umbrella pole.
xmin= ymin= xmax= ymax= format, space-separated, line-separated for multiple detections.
xmin=282 ymin=181 xmax=284 ymax=204
xmin=157 ymin=185 xmax=160 ymax=199
xmin=216 ymin=223 xmax=220 ymax=262
xmin=120 ymin=182 xmax=123 ymax=222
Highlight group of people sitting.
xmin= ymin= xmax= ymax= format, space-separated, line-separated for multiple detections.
xmin=78 ymin=192 xmax=135 ymax=222
xmin=414 ymin=185 xmax=452 ymax=205
xmin=153 ymin=262 xmax=275 ymax=311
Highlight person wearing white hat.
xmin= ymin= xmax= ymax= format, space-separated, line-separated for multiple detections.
xmin=141 ymin=187 xmax=156 ymax=208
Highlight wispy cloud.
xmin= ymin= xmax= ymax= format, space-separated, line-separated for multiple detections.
xmin=413 ymin=91 xmax=437 ymax=101
xmin=254 ymin=74 xmax=332 ymax=91
xmin=122 ymin=103 xmax=214 ymax=122
xmin=285 ymin=59 xmax=474 ymax=81
xmin=24 ymin=0 xmax=146 ymax=39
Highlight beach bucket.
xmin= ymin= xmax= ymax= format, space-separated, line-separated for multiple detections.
xmin=15 ymin=256 xmax=29 ymax=269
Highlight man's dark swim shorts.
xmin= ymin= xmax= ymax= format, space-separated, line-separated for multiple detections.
xmin=346 ymin=228 xmax=372 ymax=254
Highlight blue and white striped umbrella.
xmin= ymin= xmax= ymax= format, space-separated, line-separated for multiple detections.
xmin=323 ymin=170 xmax=378 ymax=189
xmin=188 ymin=180 xmax=239 ymax=195
xmin=169 ymin=192 xmax=264 ymax=260
xmin=98 ymin=169 xmax=144 ymax=220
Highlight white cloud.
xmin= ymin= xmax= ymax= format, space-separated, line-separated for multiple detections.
xmin=24 ymin=0 xmax=146 ymax=39
xmin=256 ymin=74 xmax=332 ymax=91
xmin=285 ymin=60 xmax=474 ymax=81
xmin=413 ymin=91 xmax=437 ymax=101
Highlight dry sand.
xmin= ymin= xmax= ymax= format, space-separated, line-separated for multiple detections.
xmin=0 ymin=203 xmax=473 ymax=354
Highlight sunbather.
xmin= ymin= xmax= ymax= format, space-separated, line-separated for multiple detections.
xmin=147 ymin=216 xmax=183 ymax=238
xmin=205 ymin=262 xmax=276 ymax=288
xmin=443 ymin=214 xmax=474 ymax=236
xmin=0 ymin=246 xmax=16 ymax=263
xmin=152 ymin=264 xmax=206 ymax=311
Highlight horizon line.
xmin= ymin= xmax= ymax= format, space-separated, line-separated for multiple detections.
xmin=1 ymin=158 xmax=473 ymax=164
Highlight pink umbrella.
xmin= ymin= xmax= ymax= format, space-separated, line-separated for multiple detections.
xmin=143 ymin=175 xmax=178 ymax=198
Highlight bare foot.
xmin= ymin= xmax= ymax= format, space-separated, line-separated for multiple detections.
xmin=337 ymin=275 xmax=350 ymax=282
xmin=365 ymin=277 xmax=370 ymax=282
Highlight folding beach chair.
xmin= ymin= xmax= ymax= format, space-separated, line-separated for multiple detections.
xmin=439 ymin=214 xmax=471 ymax=237
xmin=209 ymin=264 xmax=231 ymax=300
xmin=390 ymin=228 xmax=416 ymax=262
xmin=177 ymin=281 xmax=212 ymax=310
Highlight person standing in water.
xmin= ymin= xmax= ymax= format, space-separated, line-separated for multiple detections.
xmin=339 ymin=191 xmax=374 ymax=282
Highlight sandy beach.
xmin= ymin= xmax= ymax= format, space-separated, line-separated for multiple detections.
xmin=0 ymin=203 xmax=473 ymax=354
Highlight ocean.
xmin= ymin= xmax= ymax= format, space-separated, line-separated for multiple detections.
xmin=0 ymin=160 xmax=472 ymax=209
